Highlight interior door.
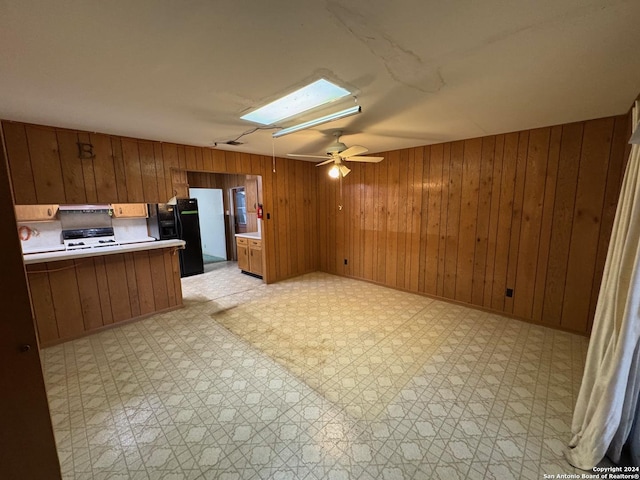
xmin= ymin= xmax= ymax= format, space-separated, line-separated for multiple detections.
xmin=0 ymin=138 xmax=61 ymax=478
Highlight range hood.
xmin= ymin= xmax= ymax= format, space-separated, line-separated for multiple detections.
xmin=58 ymin=204 xmax=112 ymax=213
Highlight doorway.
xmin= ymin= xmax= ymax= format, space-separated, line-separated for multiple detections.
xmin=189 ymin=188 xmax=227 ymax=265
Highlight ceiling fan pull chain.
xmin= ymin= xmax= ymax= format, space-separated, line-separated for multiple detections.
xmin=271 ymin=136 xmax=276 ymax=173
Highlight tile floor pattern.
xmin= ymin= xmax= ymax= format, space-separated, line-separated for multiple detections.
xmin=42 ymin=263 xmax=590 ymax=479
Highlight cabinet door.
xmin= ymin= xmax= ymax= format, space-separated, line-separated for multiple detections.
xmin=14 ymin=204 xmax=59 ymax=222
xmin=249 ymin=239 xmax=262 ymax=276
xmin=111 ymin=203 xmax=148 ymax=218
xmin=237 ymin=243 xmax=249 ymax=271
xmin=246 ymin=177 xmax=258 ymax=212
xmin=249 ymin=245 xmax=262 ymax=276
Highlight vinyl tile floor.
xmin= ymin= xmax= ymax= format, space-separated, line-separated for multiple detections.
xmin=42 ymin=263 xmax=589 ymax=479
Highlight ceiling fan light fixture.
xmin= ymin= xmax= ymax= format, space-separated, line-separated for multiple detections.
xmin=272 ymin=106 xmax=362 ymax=138
xmin=328 ymin=165 xmax=340 ymax=178
xmin=339 ymin=165 xmax=351 ymax=177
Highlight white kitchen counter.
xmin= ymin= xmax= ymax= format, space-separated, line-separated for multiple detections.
xmin=234 ymin=232 xmax=261 ymax=240
xmin=23 ymin=239 xmax=185 ymax=265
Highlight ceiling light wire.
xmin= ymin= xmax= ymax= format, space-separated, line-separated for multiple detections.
xmin=213 ymin=125 xmax=279 ymax=147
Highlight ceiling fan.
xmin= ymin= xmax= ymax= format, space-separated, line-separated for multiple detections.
xmin=287 ymin=131 xmax=384 ymax=177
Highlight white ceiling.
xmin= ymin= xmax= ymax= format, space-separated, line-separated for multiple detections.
xmin=0 ymin=0 xmax=639 ymax=160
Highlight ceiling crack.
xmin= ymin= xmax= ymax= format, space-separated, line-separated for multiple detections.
xmin=326 ymin=1 xmax=445 ymax=94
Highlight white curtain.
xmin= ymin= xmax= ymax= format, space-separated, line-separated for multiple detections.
xmin=566 ymin=102 xmax=640 ymax=469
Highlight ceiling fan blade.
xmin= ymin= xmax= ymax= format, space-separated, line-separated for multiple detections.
xmin=287 ymin=153 xmax=329 ymax=159
xmin=339 ymin=165 xmax=351 ymax=177
xmin=345 ymin=155 xmax=384 ymax=163
xmin=316 ymin=158 xmax=335 ymax=166
xmin=339 ymin=145 xmax=368 ymax=158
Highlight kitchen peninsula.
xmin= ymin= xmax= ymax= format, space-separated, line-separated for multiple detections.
xmin=19 ymin=203 xmax=186 ymax=347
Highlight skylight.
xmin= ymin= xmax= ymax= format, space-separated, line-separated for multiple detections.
xmin=241 ymin=79 xmax=351 ymax=126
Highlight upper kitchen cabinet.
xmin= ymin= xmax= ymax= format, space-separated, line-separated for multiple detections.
xmin=14 ymin=204 xmax=59 ymax=222
xmin=111 ymin=203 xmax=148 ymax=218
xmin=1 ymin=121 xmax=171 ymax=205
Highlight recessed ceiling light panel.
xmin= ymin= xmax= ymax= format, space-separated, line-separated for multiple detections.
xmin=241 ymin=79 xmax=351 ymax=126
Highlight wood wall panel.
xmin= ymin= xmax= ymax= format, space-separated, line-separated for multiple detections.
xmin=56 ymin=129 xmax=86 ymax=204
xmin=587 ymin=116 xmax=630 ymax=332
xmin=121 ymin=138 xmax=144 ymax=203
xmin=3 ymin=122 xmax=37 ymax=204
xmin=318 ymin=114 xmax=630 ymax=334
xmin=409 ymin=148 xmax=424 ymax=292
xmin=471 ymin=137 xmax=495 ymax=306
xmin=26 ymin=265 xmax=58 ymax=344
xmin=423 ymin=145 xmax=440 ymax=295
xmin=504 ymin=132 xmax=529 ymax=314
xmin=455 ymin=138 xmax=482 ymax=304
xmin=94 ymin=257 xmax=114 ymax=325
xmin=162 ymin=143 xmax=179 ymax=199
xmin=490 ymin=133 xmax=518 ymax=312
xmin=25 ymin=125 xmax=66 ymax=203
xmin=110 ymin=137 xmax=128 ymax=201
xmin=561 ymin=118 xmax=614 ymax=331
xmin=542 ymin=123 xmax=583 ymax=325
xmin=385 ymin=151 xmax=400 ymax=288
xmin=482 ymin=135 xmax=505 ymax=309
xmin=77 ymin=132 xmax=98 ymax=203
xmin=74 ymin=259 xmax=104 ymax=331
xmin=91 ymin=133 xmax=118 ymax=203
xmin=444 ymin=141 xmax=463 ymax=299
xmin=531 ymin=126 xmax=562 ymax=323
xmin=47 ymin=260 xmax=84 ymax=339
xmin=512 ymin=128 xmax=550 ymax=319
xmin=138 ymin=141 xmax=159 ymax=202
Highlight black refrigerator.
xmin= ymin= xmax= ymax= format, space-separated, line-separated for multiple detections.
xmin=149 ymin=200 xmax=204 ymax=277
xmin=175 ymin=198 xmax=204 ymax=277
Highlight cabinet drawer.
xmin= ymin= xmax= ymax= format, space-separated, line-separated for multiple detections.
xmin=249 ymin=239 xmax=261 ymax=248
xmin=236 ymin=237 xmax=248 ymax=245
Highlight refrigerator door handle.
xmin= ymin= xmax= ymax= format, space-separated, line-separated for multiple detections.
xmin=176 ymin=209 xmax=183 ymax=239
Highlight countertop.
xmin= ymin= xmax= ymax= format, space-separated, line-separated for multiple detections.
xmin=234 ymin=232 xmax=261 ymax=240
xmin=23 ymin=239 xmax=185 ymax=265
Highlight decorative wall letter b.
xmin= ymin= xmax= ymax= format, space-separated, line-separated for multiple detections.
xmin=77 ymin=142 xmax=95 ymax=159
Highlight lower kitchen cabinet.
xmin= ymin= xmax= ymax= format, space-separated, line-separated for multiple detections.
xmin=26 ymin=246 xmax=183 ymax=347
xmin=236 ymin=236 xmax=262 ymax=277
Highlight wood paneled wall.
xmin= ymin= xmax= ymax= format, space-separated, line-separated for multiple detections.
xmin=26 ymin=249 xmax=182 ymax=347
xmin=2 ymin=120 xmax=320 ymax=283
xmin=318 ymin=115 xmax=631 ymax=334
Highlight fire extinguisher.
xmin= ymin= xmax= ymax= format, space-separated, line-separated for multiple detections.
xmin=257 ymin=204 xmax=263 ymax=219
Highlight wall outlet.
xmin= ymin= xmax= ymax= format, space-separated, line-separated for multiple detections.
xmin=506 ymin=288 xmax=514 ymax=298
